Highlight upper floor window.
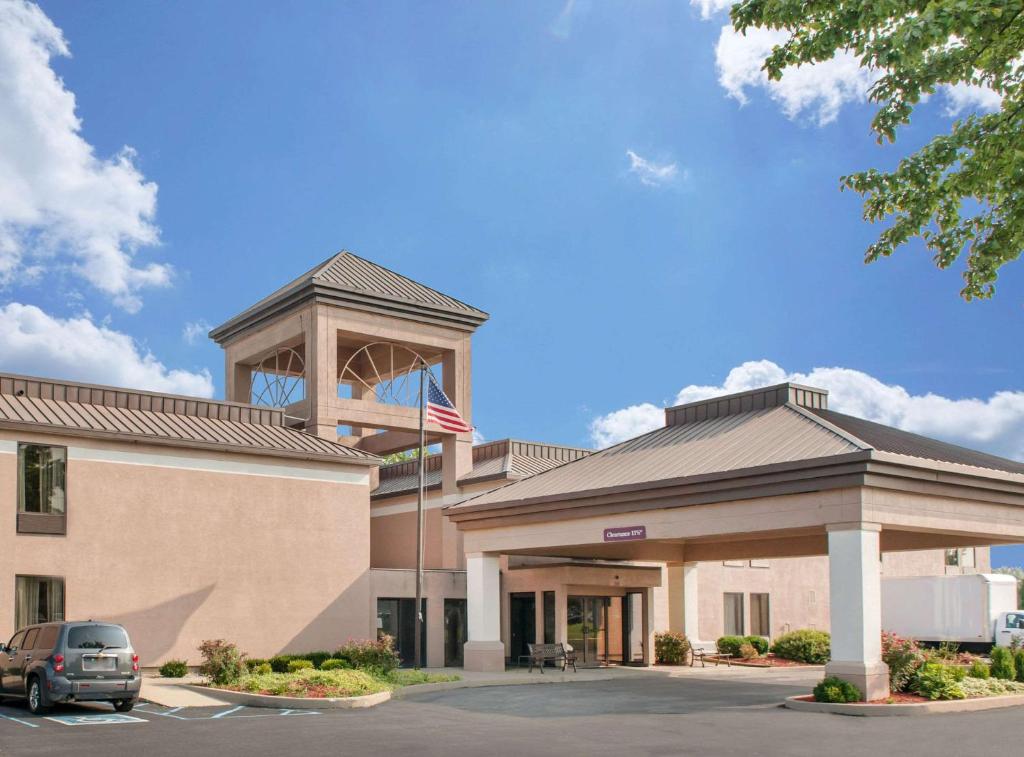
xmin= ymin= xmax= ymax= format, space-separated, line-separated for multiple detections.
xmin=945 ymin=547 xmax=977 ymax=568
xmin=18 ymin=444 xmax=66 ymax=515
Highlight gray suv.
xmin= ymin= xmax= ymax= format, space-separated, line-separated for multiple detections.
xmin=0 ymin=622 xmax=141 ymax=714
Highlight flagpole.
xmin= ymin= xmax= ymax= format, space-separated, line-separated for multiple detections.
xmin=413 ymin=362 xmax=426 ymax=669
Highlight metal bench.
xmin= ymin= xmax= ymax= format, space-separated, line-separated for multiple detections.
xmin=691 ymin=649 xmax=732 ymax=667
xmin=526 ymin=642 xmax=577 ymax=673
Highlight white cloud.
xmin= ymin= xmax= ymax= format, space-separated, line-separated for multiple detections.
xmin=942 ymin=81 xmax=1003 ymax=115
xmin=0 ymin=302 xmax=214 ymax=397
xmin=714 ymin=25 xmax=878 ymax=125
xmin=691 ymin=0 xmax=734 ymax=20
xmin=589 ymin=402 xmax=665 ymax=449
xmin=589 ymin=359 xmax=1024 ymax=461
xmin=182 ymin=319 xmax=211 ymax=346
xmin=0 ymin=0 xmax=169 ymax=312
xmin=626 ymin=150 xmax=681 ymax=187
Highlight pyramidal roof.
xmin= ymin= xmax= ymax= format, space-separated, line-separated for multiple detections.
xmin=211 ymin=251 xmax=489 ymax=343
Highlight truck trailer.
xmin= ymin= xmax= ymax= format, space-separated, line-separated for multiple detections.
xmin=880 ymin=573 xmax=1024 ymax=650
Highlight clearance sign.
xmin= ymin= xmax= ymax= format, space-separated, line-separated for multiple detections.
xmin=603 ymin=525 xmax=646 ymax=542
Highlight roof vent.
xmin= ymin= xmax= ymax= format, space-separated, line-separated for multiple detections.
xmin=664 ymin=382 xmax=828 ymax=426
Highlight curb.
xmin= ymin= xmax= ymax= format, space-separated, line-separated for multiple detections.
xmin=784 ymin=693 xmax=1024 ymax=717
xmin=183 ymin=684 xmax=391 ymax=709
xmin=391 ymin=672 xmax=621 ymax=699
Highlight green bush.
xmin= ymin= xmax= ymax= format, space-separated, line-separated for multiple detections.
xmin=716 ymin=636 xmax=746 ymax=657
xmin=991 ymin=647 xmax=1016 ymax=680
xmin=253 ymin=663 xmax=272 ymax=675
xmin=198 ymin=639 xmax=246 ymax=686
xmin=913 ymin=663 xmax=966 ymax=700
xmin=968 ymin=660 xmax=991 ymax=679
xmin=287 ymin=659 xmax=314 ymax=672
xmin=303 ymin=651 xmax=331 ymax=669
xmin=962 ymin=676 xmax=1024 ymax=697
xmin=245 ymin=658 xmax=268 ymax=673
xmin=269 ymin=655 xmax=294 ymax=674
xmin=159 ymin=659 xmax=188 ymax=678
xmin=236 ymin=668 xmax=390 ymax=698
xmin=335 ymin=636 xmax=400 ymax=673
xmin=771 ymin=630 xmax=831 ymax=664
xmin=654 ymin=631 xmax=690 ymax=664
xmin=320 ymin=658 xmax=352 ymax=671
xmin=1015 ymin=650 xmax=1024 ymax=682
xmin=812 ymin=676 xmax=861 ymax=703
xmin=745 ymin=636 xmax=769 ymax=656
xmin=881 ymin=632 xmax=924 ymax=693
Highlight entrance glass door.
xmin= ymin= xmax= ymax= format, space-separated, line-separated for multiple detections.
xmin=444 ymin=599 xmax=466 ymax=667
xmin=567 ymin=596 xmax=624 ymax=665
xmin=509 ymin=593 xmax=536 ymax=664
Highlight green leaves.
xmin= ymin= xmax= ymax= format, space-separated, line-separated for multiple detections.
xmin=731 ymin=0 xmax=1024 ymax=297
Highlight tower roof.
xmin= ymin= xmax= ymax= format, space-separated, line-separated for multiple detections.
xmin=210 ymin=251 xmax=489 ymax=343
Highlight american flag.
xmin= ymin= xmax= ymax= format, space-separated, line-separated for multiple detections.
xmin=425 ymin=373 xmax=473 ymax=433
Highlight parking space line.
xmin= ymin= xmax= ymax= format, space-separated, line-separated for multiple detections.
xmin=210 ymin=705 xmax=244 ymax=719
xmin=0 ymin=711 xmax=40 ymax=728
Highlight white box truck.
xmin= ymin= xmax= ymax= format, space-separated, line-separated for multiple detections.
xmin=881 ymin=573 xmax=1024 ymax=650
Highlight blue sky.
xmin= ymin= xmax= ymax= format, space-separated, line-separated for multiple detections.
xmin=2 ymin=1 xmax=1023 ymax=563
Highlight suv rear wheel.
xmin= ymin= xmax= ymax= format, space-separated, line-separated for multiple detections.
xmin=113 ymin=700 xmax=134 ymax=713
xmin=26 ymin=677 xmax=50 ymax=715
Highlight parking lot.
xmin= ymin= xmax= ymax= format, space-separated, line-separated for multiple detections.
xmin=3 ymin=671 xmax=1024 ymax=756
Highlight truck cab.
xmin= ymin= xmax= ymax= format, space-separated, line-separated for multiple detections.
xmin=995 ymin=611 xmax=1024 ymax=647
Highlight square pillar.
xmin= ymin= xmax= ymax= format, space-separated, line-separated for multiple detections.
xmin=682 ymin=562 xmax=700 ymax=643
xmin=463 ymin=552 xmax=505 ymax=672
xmin=554 ymin=586 xmax=568 ymax=645
xmin=641 ymin=587 xmax=656 ymax=666
xmin=825 ymin=523 xmax=889 ymax=701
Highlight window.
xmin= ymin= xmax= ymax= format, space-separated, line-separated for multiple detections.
xmin=6 ymin=630 xmax=25 ymax=652
xmin=750 ymin=593 xmax=770 ymax=637
xmin=23 ymin=628 xmax=39 ymax=650
xmin=68 ymin=624 xmax=128 ymax=650
xmin=945 ymin=548 xmax=977 ymax=567
xmin=15 ymin=576 xmax=64 ymax=630
xmin=36 ymin=625 xmax=58 ymax=651
xmin=18 ymin=444 xmax=66 ymax=514
xmin=723 ymin=593 xmax=744 ymax=636
xmin=543 ymin=591 xmax=556 ymax=644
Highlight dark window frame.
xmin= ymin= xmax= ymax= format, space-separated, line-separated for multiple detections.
xmin=16 ymin=442 xmax=68 ymax=536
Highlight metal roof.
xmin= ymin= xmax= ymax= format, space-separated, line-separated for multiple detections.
xmin=0 ymin=372 xmax=378 ymax=466
xmin=808 ymin=408 xmax=1024 ymax=475
xmin=372 ymin=439 xmax=591 ymax=499
xmin=452 ymin=383 xmax=1024 ymax=516
xmin=210 ymin=251 xmax=489 ymax=343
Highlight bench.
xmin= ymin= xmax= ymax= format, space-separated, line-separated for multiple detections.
xmin=691 ymin=649 xmax=732 ymax=668
xmin=525 ymin=642 xmax=578 ymax=673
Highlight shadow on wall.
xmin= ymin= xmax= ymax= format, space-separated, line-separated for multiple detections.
xmin=281 ymin=571 xmax=372 ymax=656
xmin=99 ymin=584 xmax=216 ymax=664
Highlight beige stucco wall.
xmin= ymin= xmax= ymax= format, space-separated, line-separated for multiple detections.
xmin=690 ymin=547 xmax=992 ymax=641
xmin=0 ymin=431 xmax=372 ymax=666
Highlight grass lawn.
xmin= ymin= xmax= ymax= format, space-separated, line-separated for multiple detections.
xmin=218 ymin=668 xmax=460 ymax=698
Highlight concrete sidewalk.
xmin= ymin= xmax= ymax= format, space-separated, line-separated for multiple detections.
xmin=142 ymin=673 xmax=235 ymax=707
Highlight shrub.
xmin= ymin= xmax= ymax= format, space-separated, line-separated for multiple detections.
xmin=288 ymin=659 xmax=314 ymax=672
xmin=1016 ymin=650 xmax=1024 ymax=682
xmin=321 ymin=658 xmax=352 ymax=671
xmin=386 ymin=669 xmax=461 ymax=686
xmin=159 ymin=659 xmax=188 ymax=678
xmin=198 ymin=639 xmax=246 ymax=686
xmin=991 ymin=647 xmax=1016 ymax=680
xmin=968 ymin=660 xmax=991 ymax=679
xmin=716 ymin=636 xmax=746 ymax=657
xmin=306 ymin=651 xmax=333 ymax=669
xmin=253 ymin=663 xmax=272 ymax=675
xmin=269 ymin=655 xmax=294 ymax=674
xmin=771 ymin=630 xmax=831 ymax=664
xmin=745 ymin=636 xmax=769 ymax=656
xmin=245 ymin=658 xmax=268 ymax=673
xmin=236 ymin=668 xmax=389 ymax=698
xmin=913 ymin=663 xmax=966 ymax=700
xmin=962 ymin=676 xmax=1024 ymax=697
xmin=738 ymin=643 xmax=758 ymax=660
xmin=812 ymin=676 xmax=861 ymax=703
xmin=654 ymin=631 xmax=690 ymax=665
xmin=335 ymin=636 xmax=400 ymax=673
xmin=881 ymin=631 xmax=924 ymax=693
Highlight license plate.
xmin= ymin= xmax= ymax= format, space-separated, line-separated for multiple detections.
xmin=82 ymin=655 xmax=117 ymax=672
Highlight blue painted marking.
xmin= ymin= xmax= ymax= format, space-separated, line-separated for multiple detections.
xmin=210 ymin=705 xmax=244 ymax=719
xmin=45 ymin=713 xmax=146 ymax=726
xmin=0 ymin=710 xmax=40 ymax=728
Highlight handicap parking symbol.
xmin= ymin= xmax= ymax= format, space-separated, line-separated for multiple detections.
xmin=45 ymin=713 xmax=146 ymax=726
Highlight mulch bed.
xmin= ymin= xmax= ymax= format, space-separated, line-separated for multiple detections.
xmin=794 ymin=693 xmax=934 ymax=705
xmin=718 ymin=655 xmax=815 ymax=668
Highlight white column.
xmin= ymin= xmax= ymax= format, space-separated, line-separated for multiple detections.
xmin=463 ymin=552 xmax=505 ymax=672
xmin=641 ymin=587 xmax=656 ymax=666
xmin=682 ymin=562 xmax=700 ymax=643
xmin=825 ymin=523 xmax=889 ymax=701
